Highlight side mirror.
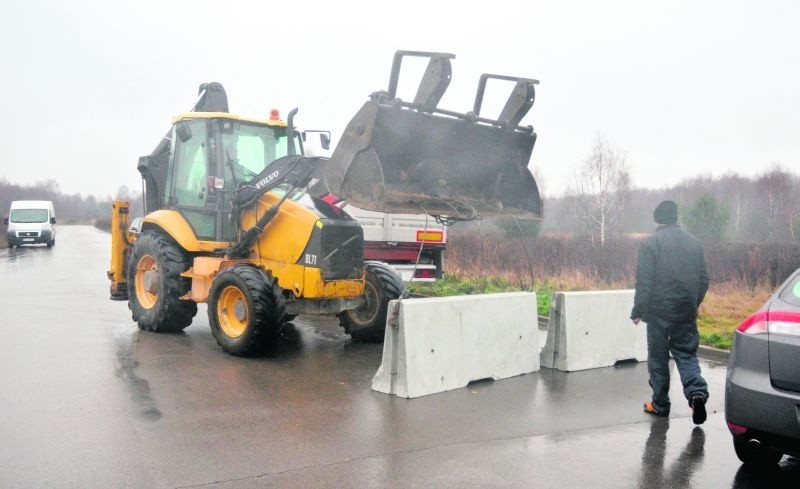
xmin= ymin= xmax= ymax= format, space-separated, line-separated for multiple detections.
xmin=302 ymin=130 xmax=332 ymax=151
xmin=3 ymin=217 xmax=7 ymax=225
xmin=50 ymin=217 xmax=56 ymax=224
xmin=176 ymin=122 xmax=192 ymax=143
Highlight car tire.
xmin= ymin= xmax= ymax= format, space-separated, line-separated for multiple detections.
xmin=127 ymin=230 xmax=197 ymax=332
xmin=208 ymin=265 xmax=287 ymax=356
xmin=338 ymin=261 xmax=404 ymax=342
xmin=733 ymin=438 xmax=783 ymax=466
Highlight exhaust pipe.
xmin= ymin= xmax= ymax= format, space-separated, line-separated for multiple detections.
xmin=747 ymin=439 xmax=761 ymax=449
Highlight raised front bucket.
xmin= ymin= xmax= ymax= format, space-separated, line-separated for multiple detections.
xmin=321 ymin=99 xmax=543 ymax=220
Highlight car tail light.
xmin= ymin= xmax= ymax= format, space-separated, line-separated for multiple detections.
xmin=414 ymin=268 xmax=436 ymax=279
xmin=727 ymin=421 xmax=748 ymax=436
xmin=737 ymin=310 xmax=800 ymax=335
xmin=737 ymin=311 xmax=768 ymax=335
xmin=767 ymin=311 xmax=800 ymax=336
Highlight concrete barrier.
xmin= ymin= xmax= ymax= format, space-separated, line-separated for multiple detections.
xmin=372 ymin=292 xmax=539 ymax=398
xmin=539 ymin=290 xmax=647 ymax=371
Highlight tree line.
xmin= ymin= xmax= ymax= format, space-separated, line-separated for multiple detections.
xmin=0 ymin=179 xmax=143 ymax=223
xmin=540 ymin=137 xmax=800 ymax=244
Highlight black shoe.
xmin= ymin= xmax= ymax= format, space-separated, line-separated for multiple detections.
xmin=691 ymin=396 xmax=707 ymax=425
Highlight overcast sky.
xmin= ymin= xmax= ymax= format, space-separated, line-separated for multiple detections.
xmin=0 ymin=0 xmax=797 ymax=198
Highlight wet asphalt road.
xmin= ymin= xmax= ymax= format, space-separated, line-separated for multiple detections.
xmin=0 ymin=225 xmax=798 ymax=488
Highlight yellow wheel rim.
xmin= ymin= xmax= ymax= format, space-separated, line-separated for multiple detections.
xmin=134 ymin=255 xmax=159 ymax=309
xmin=348 ymin=280 xmax=380 ymax=327
xmin=217 ymin=285 xmax=249 ymax=338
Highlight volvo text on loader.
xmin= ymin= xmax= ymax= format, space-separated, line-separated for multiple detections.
xmin=107 ymin=51 xmax=543 ymax=356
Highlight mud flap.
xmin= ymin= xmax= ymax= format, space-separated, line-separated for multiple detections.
xmin=318 ymin=51 xmax=544 ymax=220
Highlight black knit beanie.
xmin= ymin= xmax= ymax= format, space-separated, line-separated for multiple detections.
xmin=653 ymin=200 xmax=678 ymax=225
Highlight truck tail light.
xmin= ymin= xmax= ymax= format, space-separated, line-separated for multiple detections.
xmin=414 ymin=269 xmax=436 ymax=279
xmin=416 ymin=230 xmax=443 ymax=242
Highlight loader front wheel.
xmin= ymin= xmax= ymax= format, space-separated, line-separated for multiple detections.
xmin=208 ymin=265 xmax=287 ymax=356
xmin=339 ymin=261 xmax=404 ymax=342
xmin=127 ymin=230 xmax=197 ymax=332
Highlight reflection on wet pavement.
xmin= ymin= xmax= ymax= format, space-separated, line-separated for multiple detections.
xmin=114 ymin=324 xmax=162 ymax=421
xmin=638 ymin=419 xmax=705 ymax=488
xmin=731 ymin=456 xmax=800 ymax=489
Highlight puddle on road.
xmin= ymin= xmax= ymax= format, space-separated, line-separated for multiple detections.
xmin=0 ymin=245 xmax=45 ymax=263
xmin=113 ymin=323 xmax=162 ymax=421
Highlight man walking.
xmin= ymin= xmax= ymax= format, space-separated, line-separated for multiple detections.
xmin=631 ymin=200 xmax=710 ymax=424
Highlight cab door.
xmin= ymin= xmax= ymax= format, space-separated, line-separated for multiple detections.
xmin=167 ymin=120 xmax=218 ymax=240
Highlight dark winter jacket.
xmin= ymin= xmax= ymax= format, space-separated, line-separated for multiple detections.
xmin=631 ymin=224 xmax=710 ymax=323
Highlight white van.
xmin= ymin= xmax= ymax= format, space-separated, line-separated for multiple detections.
xmin=4 ymin=201 xmax=57 ymax=248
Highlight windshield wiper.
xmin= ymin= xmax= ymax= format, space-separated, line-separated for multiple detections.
xmin=225 ymin=151 xmax=257 ymax=187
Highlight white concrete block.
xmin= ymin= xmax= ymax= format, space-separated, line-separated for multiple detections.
xmin=539 ymin=290 xmax=648 ymax=372
xmin=372 ymin=292 xmax=540 ymax=398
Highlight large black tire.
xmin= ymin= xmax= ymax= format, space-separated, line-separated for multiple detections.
xmin=733 ymin=438 xmax=783 ymax=466
xmin=127 ymin=230 xmax=197 ymax=332
xmin=338 ymin=261 xmax=404 ymax=342
xmin=208 ymin=265 xmax=287 ymax=356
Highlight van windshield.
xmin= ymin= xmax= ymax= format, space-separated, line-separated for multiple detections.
xmin=10 ymin=209 xmax=49 ymax=223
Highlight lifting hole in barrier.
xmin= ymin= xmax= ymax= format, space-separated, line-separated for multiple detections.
xmin=467 ymin=377 xmax=495 ymax=386
xmin=613 ymin=358 xmax=639 ymax=368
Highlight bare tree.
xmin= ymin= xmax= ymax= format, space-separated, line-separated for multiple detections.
xmin=720 ymin=173 xmax=750 ymax=240
xmin=571 ymin=136 xmax=631 ymax=246
xmin=787 ymin=173 xmax=800 ymax=241
xmin=756 ymin=166 xmax=796 ymax=241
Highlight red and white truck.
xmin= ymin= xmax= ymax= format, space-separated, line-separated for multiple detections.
xmin=344 ymin=205 xmax=446 ymax=283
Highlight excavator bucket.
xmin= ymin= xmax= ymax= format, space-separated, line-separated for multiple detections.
xmin=321 ymin=51 xmax=543 ymax=220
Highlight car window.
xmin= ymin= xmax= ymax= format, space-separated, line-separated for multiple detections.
xmin=779 ymin=273 xmax=800 ymax=307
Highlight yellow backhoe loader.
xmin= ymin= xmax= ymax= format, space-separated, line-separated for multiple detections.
xmin=107 ymin=50 xmax=543 ymax=356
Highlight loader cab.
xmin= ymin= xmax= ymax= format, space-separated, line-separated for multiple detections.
xmin=141 ymin=114 xmax=303 ymax=243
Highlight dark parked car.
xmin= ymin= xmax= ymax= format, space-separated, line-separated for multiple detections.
xmin=726 ymin=269 xmax=800 ymax=465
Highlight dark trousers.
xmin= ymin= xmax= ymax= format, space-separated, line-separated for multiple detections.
xmin=646 ymin=315 xmax=709 ymax=414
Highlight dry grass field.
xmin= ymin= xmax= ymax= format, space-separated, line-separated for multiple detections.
xmin=412 ymin=233 xmax=798 ymax=350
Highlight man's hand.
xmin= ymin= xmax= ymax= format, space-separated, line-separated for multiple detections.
xmin=632 ymin=318 xmax=641 ymax=325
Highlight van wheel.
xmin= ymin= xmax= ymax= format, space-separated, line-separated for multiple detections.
xmin=338 ymin=261 xmax=404 ymax=342
xmin=208 ymin=265 xmax=287 ymax=356
xmin=127 ymin=230 xmax=197 ymax=332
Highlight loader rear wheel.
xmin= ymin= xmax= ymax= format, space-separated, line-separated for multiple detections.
xmin=127 ymin=230 xmax=197 ymax=332
xmin=208 ymin=265 xmax=287 ymax=356
xmin=339 ymin=261 xmax=404 ymax=342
